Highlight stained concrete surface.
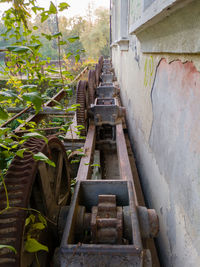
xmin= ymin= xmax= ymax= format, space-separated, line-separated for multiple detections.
xmin=112 ymin=42 xmax=200 ymax=266
xmin=150 ymin=59 xmax=200 ymax=266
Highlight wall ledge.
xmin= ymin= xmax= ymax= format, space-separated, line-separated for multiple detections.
xmin=117 ymin=38 xmax=129 ymax=51
xmin=110 ymin=41 xmax=118 ymax=48
xmin=129 ymin=0 xmax=193 ymax=35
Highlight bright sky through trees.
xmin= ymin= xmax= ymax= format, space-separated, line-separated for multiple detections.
xmin=0 ymin=0 xmax=110 ymax=18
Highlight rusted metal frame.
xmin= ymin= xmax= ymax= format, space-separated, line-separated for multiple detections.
xmin=76 ymin=123 xmax=96 ymax=181
xmin=116 ymin=122 xmax=139 ymax=204
xmin=16 ymin=126 xmax=62 ymax=134
xmin=6 ymin=107 xmax=74 ymax=115
xmin=60 ymin=244 xmax=141 ymax=255
xmin=116 ymin=122 xmax=138 ymax=199
xmin=1 ymin=105 xmax=32 ymax=128
xmin=116 ymin=122 xmax=143 ymax=249
xmin=71 ymin=66 xmax=88 ymax=84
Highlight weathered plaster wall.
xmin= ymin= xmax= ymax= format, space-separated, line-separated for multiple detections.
xmin=112 ymin=30 xmax=200 ymax=266
xmin=136 ymin=0 xmax=200 ymax=53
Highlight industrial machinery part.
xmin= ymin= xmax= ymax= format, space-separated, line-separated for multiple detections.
xmin=76 ymin=80 xmax=87 ymax=136
xmin=0 ymin=136 xmax=71 ymax=266
xmin=95 ymin=63 xmax=101 ymax=87
xmin=98 ymin=55 xmax=104 ymax=70
xmin=89 ymin=98 xmax=126 ymax=126
xmin=96 ymin=84 xmax=119 ymax=98
xmin=88 ymin=69 xmax=96 ymax=105
xmin=91 ymin=194 xmax=123 ymax=244
xmin=101 ymin=73 xmax=114 ymax=84
xmin=57 ymin=57 xmax=159 ymax=266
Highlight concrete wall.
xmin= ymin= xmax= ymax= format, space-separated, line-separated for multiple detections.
xmin=111 ymin=0 xmax=200 ymax=266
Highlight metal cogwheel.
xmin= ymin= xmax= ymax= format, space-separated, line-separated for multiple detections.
xmin=0 ymin=136 xmax=71 ymax=267
xmin=88 ymin=70 xmax=96 ymax=106
xmin=76 ymin=80 xmax=87 ymax=136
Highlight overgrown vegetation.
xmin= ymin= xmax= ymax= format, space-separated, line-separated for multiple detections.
xmin=0 ymin=0 xmax=107 ymax=260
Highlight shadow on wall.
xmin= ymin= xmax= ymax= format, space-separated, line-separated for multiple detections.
xmin=149 ymin=58 xmax=200 ymax=266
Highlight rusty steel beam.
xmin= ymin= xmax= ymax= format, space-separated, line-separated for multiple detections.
xmin=16 ymin=126 xmax=62 ymax=134
xmin=116 ymin=122 xmax=143 ymax=249
xmin=116 ymin=122 xmax=139 ymax=205
xmin=76 ymin=123 xmax=96 ymax=181
xmin=1 ymin=105 xmax=32 ymax=128
xmin=6 ymin=107 xmax=74 ymax=115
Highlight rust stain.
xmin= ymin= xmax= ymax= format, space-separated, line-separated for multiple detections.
xmin=157 ymin=59 xmax=200 ymax=152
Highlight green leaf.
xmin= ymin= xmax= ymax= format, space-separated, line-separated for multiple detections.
xmin=22 ymin=92 xmax=43 ymax=113
xmin=67 ymin=36 xmax=79 ymax=43
xmin=38 ymin=214 xmax=47 ymax=226
xmin=58 ymin=2 xmax=70 ymax=11
xmin=6 ymin=45 xmax=33 ymax=54
xmin=0 ymin=90 xmax=17 ymax=101
xmin=41 ymin=33 xmax=52 ymax=41
xmin=33 ymin=26 xmax=38 ymax=30
xmin=25 ymin=214 xmax=35 ymax=226
xmin=32 ymin=6 xmax=45 ymax=14
xmin=0 ymin=106 xmax=8 ymax=120
xmin=52 ymin=32 xmax=62 ymax=38
xmin=28 ymin=44 xmax=41 ymax=50
xmin=23 ymin=132 xmax=48 ymax=144
xmin=91 ymin=163 xmax=101 ymax=167
xmin=41 ymin=13 xmax=49 ymax=23
xmin=0 ymin=144 xmax=10 ymax=150
xmin=49 ymin=1 xmax=57 ymax=14
xmin=32 ymin=222 xmax=45 ymax=230
xmin=33 ymin=152 xmax=55 ymax=167
xmin=66 ymin=52 xmax=73 ymax=58
xmin=59 ymin=41 xmax=67 ymax=45
xmin=16 ymin=148 xmax=26 ymax=158
xmin=46 ymin=69 xmax=59 ymax=73
xmin=0 ymin=245 xmax=17 ymax=254
xmin=75 ymin=54 xmax=80 ymax=62
xmin=25 ymin=238 xmax=49 ymax=253
xmin=0 ymin=127 xmax=10 ymax=135
xmin=20 ymin=84 xmax=37 ymax=90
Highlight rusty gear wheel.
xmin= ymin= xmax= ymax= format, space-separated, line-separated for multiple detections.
xmin=88 ymin=70 xmax=96 ymax=106
xmin=76 ymin=80 xmax=87 ymax=136
xmin=0 ymin=136 xmax=71 ymax=267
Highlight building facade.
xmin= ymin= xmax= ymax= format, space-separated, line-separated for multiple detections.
xmin=110 ymin=0 xmax=200 ymax=266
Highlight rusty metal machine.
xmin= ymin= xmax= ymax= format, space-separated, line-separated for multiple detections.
xmin=0 ymin=56 xmax=159 ymax=266
xmin=56 ymin=57 xmax=159 ymax=266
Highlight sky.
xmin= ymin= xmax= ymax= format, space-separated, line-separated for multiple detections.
xmin=0 ymin=0 xmax=110 ymax=18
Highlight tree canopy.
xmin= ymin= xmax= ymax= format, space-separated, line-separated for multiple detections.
xmin=0 ymin=5 xmax=110 ymax=60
